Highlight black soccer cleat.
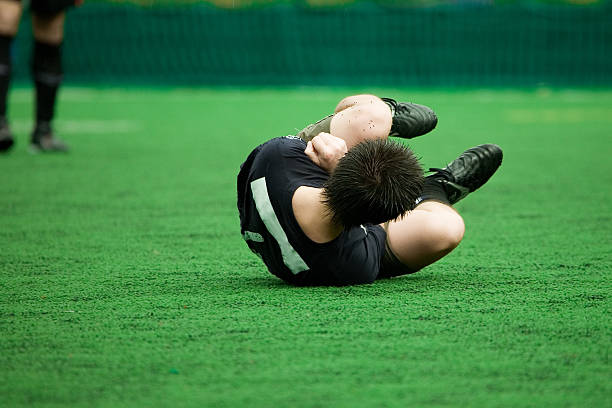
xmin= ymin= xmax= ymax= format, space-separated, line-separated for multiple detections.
xmin=428 ymin=144 xmax=503 ymax=205
xmin=382 ymin=97 xmax=438 ymax=139
xmin=30 ymin=121 xmax=69 ymax=153
xmin=0 ymin=116 xmax=14 ymax=153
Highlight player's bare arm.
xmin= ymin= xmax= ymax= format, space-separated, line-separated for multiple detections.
xmin=294 ymin=132 xmax=347 ymax=244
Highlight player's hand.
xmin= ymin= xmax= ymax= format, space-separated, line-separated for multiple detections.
xmin=304 ymin=132 xmax=348 ymax=173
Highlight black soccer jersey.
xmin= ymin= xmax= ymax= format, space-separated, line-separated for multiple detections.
xmin=237 ymin=136 xmax=387 ymax=286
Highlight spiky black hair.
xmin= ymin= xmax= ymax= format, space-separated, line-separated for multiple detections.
xmin=322 ymin=139 xmax=424 ymax=227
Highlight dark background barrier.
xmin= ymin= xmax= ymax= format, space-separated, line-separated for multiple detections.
xmin=11 ymin=1 xmax=612 ymax=86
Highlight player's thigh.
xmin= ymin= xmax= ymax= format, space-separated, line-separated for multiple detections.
xmin=0 ymin=0 xmax=23 ymax=36
xmin=378 ymin=238 xmax=420 ymax=279
xmin=31 ymin=8 xmax=65 ymax=44
xmin=385 ymin=201 xmax=465 ymax=271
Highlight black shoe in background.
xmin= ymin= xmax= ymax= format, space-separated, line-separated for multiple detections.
xmin=30 ymin=121 xmax=69 ymax=153
xmin=0 ymin=116 xmax=14 ymax=152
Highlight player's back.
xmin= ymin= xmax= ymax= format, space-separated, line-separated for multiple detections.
xmin=237 ymin=136 xmax=386 ymax=286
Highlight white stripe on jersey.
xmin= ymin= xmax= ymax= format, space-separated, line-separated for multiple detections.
xmin=250 ymin=177 xmax=309 ymax=275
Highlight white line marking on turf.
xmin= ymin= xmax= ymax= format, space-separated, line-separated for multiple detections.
xmin=9 ymin=119 xmax=142 ymax=134
xmin=504 ymin=108 xmax=612 ymax=124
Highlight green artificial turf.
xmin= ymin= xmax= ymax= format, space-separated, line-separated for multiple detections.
xmin=0 ymin=87 xmax=610 ymax=407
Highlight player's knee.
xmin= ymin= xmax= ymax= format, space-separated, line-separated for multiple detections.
xmin=422 ymin=214 xmax=465 ymax=254
xmin=32 ymin=12 xmax=65 ymax=44
xmin=335 ymin=94 xmax=379 ymax=113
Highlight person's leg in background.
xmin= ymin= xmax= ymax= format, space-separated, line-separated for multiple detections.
xmin=0 ymin=0 xmax=22 ymax=152
xmin=29 ymin=3 xmax=68 ymax=152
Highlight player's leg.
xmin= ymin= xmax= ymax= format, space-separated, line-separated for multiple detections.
xmin=334 ymin=94 xmax=438 ymax=140
xmin=297 ymin=94 xmax=392 ymax=148
xmin=297 ymin=94 xmax=437 ymax=143
xmin=295 ymin=94 xmax=380 ymax=142
xmin=385 ymin=201 xmax=465 ymax=273
xmin=295 ymin=114 xmax=334 ymax=143
xmin=30 ymin=6 xmax=68 ymax=152
xmin=329 ymin=95 xmax=392 ymax=148
xmin=0 ymin=0 xmax=22 ymax=152
xmin=382 ymin=144 xmax=503 ymax=276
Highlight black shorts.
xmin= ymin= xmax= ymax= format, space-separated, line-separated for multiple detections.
xmin=10 ymin=0 xmax=75 ymax=15
xmin=379 ymin=239 xmax=420 ymax=279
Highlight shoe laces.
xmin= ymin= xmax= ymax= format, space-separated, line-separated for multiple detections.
xmin=381 ymin=97 xmax=397 ymax=116
xmin=428 ymin=167 xmax=454 ymax=182
xmin=394 ymin=103 xmax=412 ymax=116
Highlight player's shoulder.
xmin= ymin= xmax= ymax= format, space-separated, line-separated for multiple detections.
xmin=283 ymin=135 xmax=306 ymax=143
xmin=281 ymin=135 xmax=308 ymax=156
xmin=239 ymin=136 xmax=311 ymax=189
xmin=258 ymin=136 xmax=307 ymax=159
xmin=273 ymin=135 xmax=307 ymax=149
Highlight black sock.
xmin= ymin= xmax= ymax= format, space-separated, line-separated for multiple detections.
xmin=32 ymin=40 xmax=63 ymax=125
xmin=417 ymin=176 xmax=451 ymax=206
xmin=0 ymin=34 xmax=14 ymax=118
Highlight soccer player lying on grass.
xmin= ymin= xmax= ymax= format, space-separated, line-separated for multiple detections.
xmin=237 ymin=95 xmax=502 ymax=286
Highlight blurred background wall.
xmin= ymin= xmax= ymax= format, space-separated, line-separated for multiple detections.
xmin=10 ymin=0 xmax=612 ymax=87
